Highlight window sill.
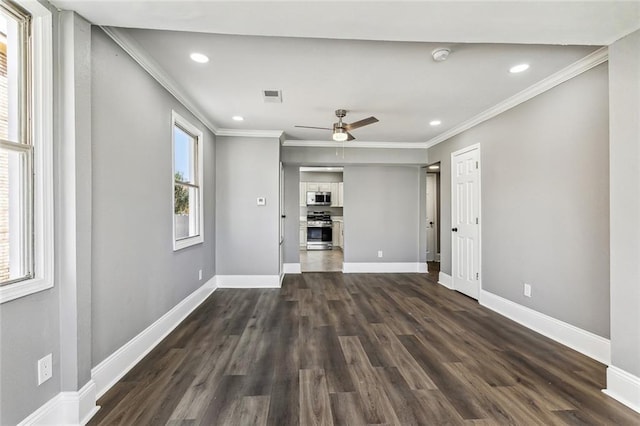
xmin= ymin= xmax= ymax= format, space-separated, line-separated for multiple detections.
xmin=173 ymin=235 xmax=204 ymax=251
xmin=0 ymin=277 xmax=54 ymax=304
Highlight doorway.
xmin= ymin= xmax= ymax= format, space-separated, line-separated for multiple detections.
xmin=451 ymin=144 xmax=481 ymax=300
xmin=299 ymin=166 xmax=344 ymax=272
xmin=426 ymin=166 xmax=440 ymax=263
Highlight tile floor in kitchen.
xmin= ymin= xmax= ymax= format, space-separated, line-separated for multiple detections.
xmin=299 ymin=248 xmax=344 ymax=272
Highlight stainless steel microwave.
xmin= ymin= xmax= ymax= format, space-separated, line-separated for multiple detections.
xmin=307 ymin=191 xmax=331 ymax=206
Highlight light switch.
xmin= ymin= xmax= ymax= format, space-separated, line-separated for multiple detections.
xmin=257 ymin=197 xmax=266 ymax=206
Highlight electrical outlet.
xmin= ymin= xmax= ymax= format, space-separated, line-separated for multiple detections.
xmin=37 ymin=354 xmax=52 ymax=385
xmin=377 ymin=250 xmax=383 ymax=258
xmin=198 ymin=269 xmax=202 ymax=281
xmin=524 ymin=283 xmax=532 ymax=298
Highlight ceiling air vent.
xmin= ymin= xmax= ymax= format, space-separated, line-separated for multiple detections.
xmin=262 ymin=89 xmax=282 ymax=103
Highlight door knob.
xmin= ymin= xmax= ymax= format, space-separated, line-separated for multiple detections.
xmin=452 ymin=227 xmax=458 ymax=232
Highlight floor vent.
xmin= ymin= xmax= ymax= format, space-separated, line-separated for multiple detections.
xmin=263 ymin=89 xmax=282 ymax=103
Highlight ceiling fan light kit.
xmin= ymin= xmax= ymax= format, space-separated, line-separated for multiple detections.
xmin=296 ymin=108 xmax=379 ymax=142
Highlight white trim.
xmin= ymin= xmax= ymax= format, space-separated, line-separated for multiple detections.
xmin=342 ymin=262 xmax=427 ymax=273
xmin=425 ymin=47 xmax=608 ymax=149
xmin=438 ymin=271 xmax=453 ymax=289
xmin=216 ymin=128 xmax=283 ymax=138
xmin=603 ymin=366 xmax=640 ymax=413
xmin=91 ymin=277 xmax=216 ymax=398
xmin=100 ymin=27 xmax=218 ymax=134
xmin=281 ymin=139 xmax=424 ymax=149
xmin=215 ymin=275 xmax=281 ymax=288
xmin=283 ymin=263 xmax=302 ymax=274
xmin=18 ymin=380 xmax=99 ymax=426
xmin=479 ymin=289 xmax=611 ymax=364
xmin=172 ymin=110 xmax=205 ymax=251
xmin=1 ymin=0 xmax=55 ymax=304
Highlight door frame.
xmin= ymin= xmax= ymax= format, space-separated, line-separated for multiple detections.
xmin=426 ymin=173 xmax=438 ymax=262
xmin=450 ymin=143 xmax=482 ymax=299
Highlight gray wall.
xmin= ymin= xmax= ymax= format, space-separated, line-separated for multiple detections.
xmin=0 ymin=289 xmax=61 ymax=425
xmin=1 ymin=7 xmax=62 ymax=425
xmin=343 ymin=166 xmax=422 ymax=263
xmin=609 ymin=30 xmax=640 ymax=376
xmin=215 ymin=136 xmax=280 ymax=275
xmin=91 ymin=27 xmax=216 ymax=364
xmin=428 ymin=63 xmax=610 ymax=338
xmin=283 ymin=165 xmax=300 ymax=263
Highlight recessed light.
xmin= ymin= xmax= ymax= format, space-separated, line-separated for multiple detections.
xmin=232 ymin=116 xmax=244 ymax=121
xmin=428 ymin=165 xmax=440 ymax=170
xmin=190 ymin=52 xmax=209 ymax=64
xmin=430 ymin=120 xmax=442 ymax=126
xmin=509 ymin=63 xmax=529 ymax=73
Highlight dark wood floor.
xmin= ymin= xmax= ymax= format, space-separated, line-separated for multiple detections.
xmin=89 ymin=271 xmax=640 ymax=425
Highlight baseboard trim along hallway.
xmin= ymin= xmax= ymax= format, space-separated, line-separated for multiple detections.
xmin=17 ymin=380 xmax=98 ymax=426
xmin=342 ymin=262 xmax=427 ymax=273
xmin=438 ymin=271 xmax=453 ymax=289
xmin=604 ymin=366 xmax=640 ymax=414
xmin=479 ymin=289 xmax=611 ymax=365
xmin=91 ymin=277 xmax=217 ymax=399
xmin=283 ymin=263 xmax=301 ymax=274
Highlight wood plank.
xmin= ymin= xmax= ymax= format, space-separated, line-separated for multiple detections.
xmin=299 ymin=369 xmax=334 ymax=426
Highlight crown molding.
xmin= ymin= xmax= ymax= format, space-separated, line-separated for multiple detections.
xmin=100 ymin=26 xmax=219 ymax=134
xmin=216 ymin=128 xmax=284 ymax=138
xmin=424 ymin=47 xmax=609 ymax=149
xmin=282 ymin=140 xmax=425 ymax=149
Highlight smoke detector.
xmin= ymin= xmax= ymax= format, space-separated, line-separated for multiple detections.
xmin=432 ymin=48 xmax=451 ymax=62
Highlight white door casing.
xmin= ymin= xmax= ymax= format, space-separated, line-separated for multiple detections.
xmin=451 ymin=144 xmax=481 ymax=300
xmin=426 ymin=173 xmax=438 ymax=262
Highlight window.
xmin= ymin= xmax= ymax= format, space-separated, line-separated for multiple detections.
xmin=0 ymin=0 xmax=53 ymax=303
xmin=172 ymin=111 xmax=204 ymax=250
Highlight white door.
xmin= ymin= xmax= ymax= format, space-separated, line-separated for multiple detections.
xmin=426 ymin=173 xmax=437 ymax=262
xmin=451 ymin=145 xmax=481 ymax=299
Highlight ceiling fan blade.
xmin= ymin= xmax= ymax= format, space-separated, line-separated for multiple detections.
xmin=347 ymin=132 xmax=356 ymax=141
xmin=344 ymin=116 xmax=378 ymax=131
xmin=294 ymin=125 xmax=332 ymax=130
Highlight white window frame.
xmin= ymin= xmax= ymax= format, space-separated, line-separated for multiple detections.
xmin=0 ymin=0 xmax=53 ymax=303
xmin=171 ymin=110 xmax=204 ymax=251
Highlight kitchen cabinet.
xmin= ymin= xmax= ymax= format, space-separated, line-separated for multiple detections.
xmin=300 ymin=222 xmax=306 ymax=247
xmin=332 ymin=219 xmax=343 ymax=248
xmin=330 ymin=183 xmax=339 ymax=207
xmin=306 ymin=182 xmax=331 ymax=192
xmin=338 ymin=182 xmax=344 ymax=207
xmin=299 ymin=182 xmax=307 ymax=206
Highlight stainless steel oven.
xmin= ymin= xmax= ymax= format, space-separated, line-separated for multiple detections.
xmin=306 ymin=211 xmax=333 ymax=250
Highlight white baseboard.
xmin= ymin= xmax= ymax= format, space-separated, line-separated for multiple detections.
xmin=91 ymin=277 xmax=217 ymax=399
xmin=603 ymin=366 xmax=640 ymax=413
xmin=479 ymin=289 xmax=611 ymax=364
xmin=283 ymin=263 xmax=301 ymax=274
xmin=18 ymin=380 xmax=99 ymax=426
xmin=342 ymin=262 xmax=427 ymax=273
xmin=215 ymin=275 xmax=281 ymax=288
xmin=438 ymin=271 xmax=453 ymax=289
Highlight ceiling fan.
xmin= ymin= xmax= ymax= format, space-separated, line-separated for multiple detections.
xmin=295 ymin=109 xmax=379 ymax=141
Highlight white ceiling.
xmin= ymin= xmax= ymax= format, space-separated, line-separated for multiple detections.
xmin=52 ymin=1 xmax=640 ymax=145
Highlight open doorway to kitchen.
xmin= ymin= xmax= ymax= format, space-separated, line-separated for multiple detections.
xmin=426 ymin=162 xmax=441 ymax=270
xmin=299 ymin=166 xmax=344 ymax=272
